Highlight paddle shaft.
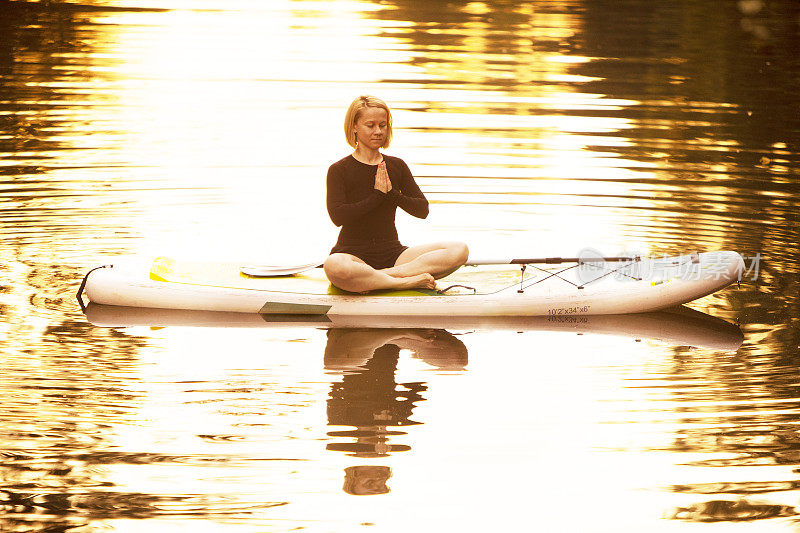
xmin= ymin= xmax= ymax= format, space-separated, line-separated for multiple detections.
xmin=243 ymin=255 xmax=641 ymax=277
xmin=467 ymin=256 xmax=640 ymax=266
xmin=316 ymin=256 xmax=640 ymax=268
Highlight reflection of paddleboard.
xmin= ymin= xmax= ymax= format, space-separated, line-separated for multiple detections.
xmin=81 ymin=252 xmax=745 ymax=317
xmin=85 ymin=303 xmax=744 ymax=351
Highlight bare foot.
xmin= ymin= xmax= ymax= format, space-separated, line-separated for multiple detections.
xmin=354 ymin=273 xmax=436 ymax=294
xmin=394 ymin=273 xmax=436 ymax=290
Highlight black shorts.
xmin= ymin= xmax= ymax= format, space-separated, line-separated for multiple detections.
xmin=330 ymin=241 xmax=409 ymax=270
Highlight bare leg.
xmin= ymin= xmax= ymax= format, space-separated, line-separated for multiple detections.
xmin=324 ymin=253 xmax=436 ymax=293
xmin=383 ymin=242 xmax=469 ymax=279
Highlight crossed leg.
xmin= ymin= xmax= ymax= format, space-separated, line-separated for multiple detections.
xmin=384 ymin=241 xmax=469 ymax=280
xmin=323 ymin=241 xmax=469 ymax=293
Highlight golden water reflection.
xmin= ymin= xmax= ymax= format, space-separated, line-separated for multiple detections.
xmin=5 ymin=292 xmax=800 ymax=530
xmin=53 ymin=305 xmax=800 ymax=528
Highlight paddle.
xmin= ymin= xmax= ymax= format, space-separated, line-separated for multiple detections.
xmin=468 ymin=256 xmax=641 ymax=265
xmin=240 ymin=261 xmax=323 ymax=277
xmin=240 ymin=255 xmax=643 ymax=277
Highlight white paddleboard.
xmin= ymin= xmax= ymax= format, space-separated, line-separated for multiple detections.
xmin=81 ymin=251 xmax=745 ymax=317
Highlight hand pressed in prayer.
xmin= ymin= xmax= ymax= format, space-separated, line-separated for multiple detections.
xmin=374 ymin=161 xmax=392 ymax=193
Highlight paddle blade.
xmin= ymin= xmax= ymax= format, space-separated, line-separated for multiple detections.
xmin=240 ymin=262 xmax=322 ymax=277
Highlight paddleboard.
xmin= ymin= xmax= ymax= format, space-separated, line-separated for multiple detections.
xmin=80 ymin=251 xmax=745 ymax=317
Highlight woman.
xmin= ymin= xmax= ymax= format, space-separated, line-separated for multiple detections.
xmin=324 ymin=96 xmax=468 ymax=293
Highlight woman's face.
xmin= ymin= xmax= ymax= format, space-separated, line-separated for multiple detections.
xmin=353 ymin=107 xmax=389 ymax=150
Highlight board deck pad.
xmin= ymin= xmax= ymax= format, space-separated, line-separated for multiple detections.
xmin=149 ymin=256 xmax=540 ymax=296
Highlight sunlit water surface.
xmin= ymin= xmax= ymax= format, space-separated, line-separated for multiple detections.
xmin=1 ymin=0 xmax=799 ymax=531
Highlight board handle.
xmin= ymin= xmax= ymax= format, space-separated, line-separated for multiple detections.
xmin=77 ymin=265 xmax=112 ymax=312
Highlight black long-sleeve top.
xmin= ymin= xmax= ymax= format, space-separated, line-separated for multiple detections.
xmin=327 ymin=155 xmax=428 ymax=247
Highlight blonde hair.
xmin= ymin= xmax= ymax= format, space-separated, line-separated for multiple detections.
xmin=344 ymin=95 xmax=393 ymax=149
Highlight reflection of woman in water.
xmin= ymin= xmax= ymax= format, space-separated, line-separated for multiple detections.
xmin=324 ymin=328 xmax=468 ymax=495
xmin=326 ymin=342 xmax=421 ymax=457
xmin=343 ymin=465 xmax=392 ymax=496
xmin=325 ymin=328 xmax=468 ymax=458
xmin=324 ymin=328 xmax=469 ymax=371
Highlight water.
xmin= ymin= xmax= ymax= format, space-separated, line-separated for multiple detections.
xmin=1 ymin=0 xmax=799 ymax=530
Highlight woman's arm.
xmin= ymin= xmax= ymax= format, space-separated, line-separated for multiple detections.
xmin=326 ymin=164 xmax=386 ymax=227
xmin=387 ymin=159 xmax=429 ymax=219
